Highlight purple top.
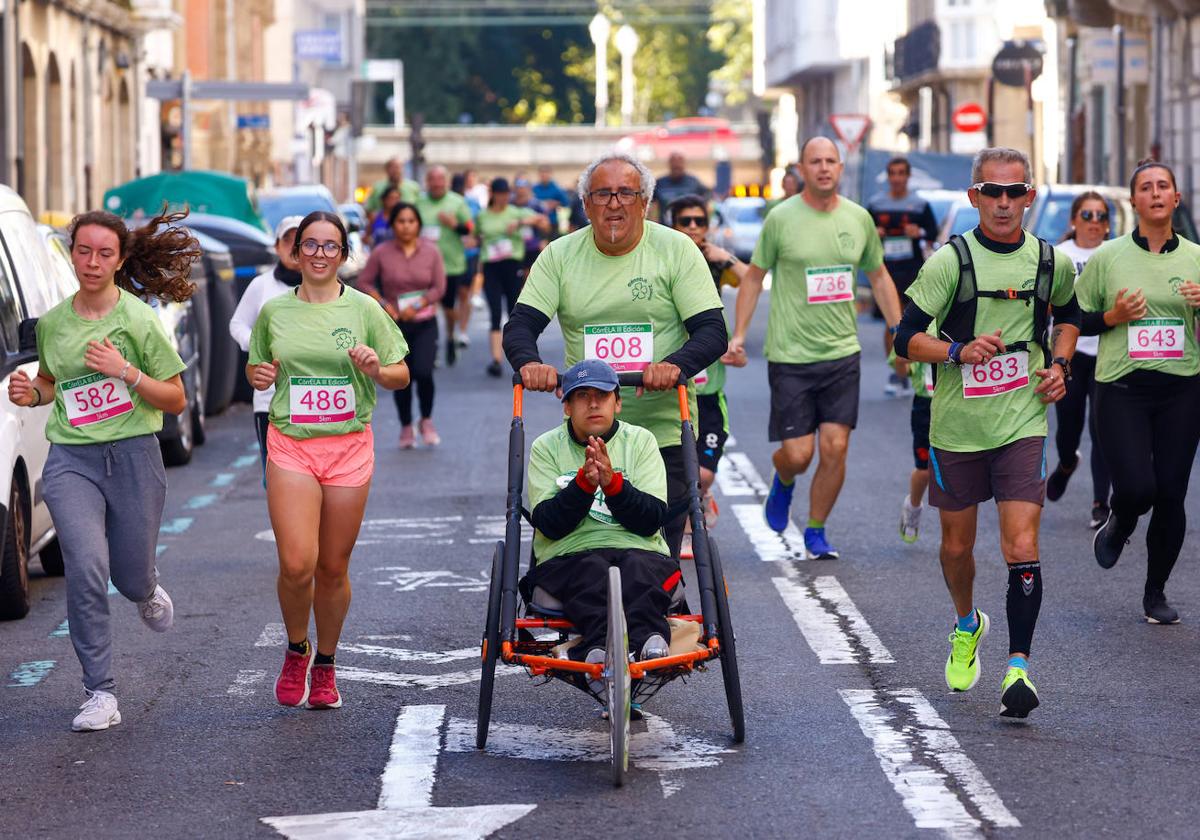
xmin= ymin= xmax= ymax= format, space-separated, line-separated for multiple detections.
xmin=358 ymin=239 xmax=447 ymax=321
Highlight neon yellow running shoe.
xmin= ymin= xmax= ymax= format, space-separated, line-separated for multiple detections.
xmin=999 ymin=666 xmax=1040 ymax=719
xmin=944 ymin=609 xmax=989 ymax=691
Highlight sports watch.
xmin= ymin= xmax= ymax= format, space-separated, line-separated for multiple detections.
xmin=1051 ymin=356 xmax=1072 ymax=379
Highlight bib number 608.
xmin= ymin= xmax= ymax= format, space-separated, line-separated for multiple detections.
xmin=593 ymin=335 xmax=643 ymax=360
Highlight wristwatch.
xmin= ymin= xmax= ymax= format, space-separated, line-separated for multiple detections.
xmin=1051 ymin=356 xmax=1072 ymax=379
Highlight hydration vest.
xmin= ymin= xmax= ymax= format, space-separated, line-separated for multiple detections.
xmin=941 ymin=233 xmax=1056 ymax=368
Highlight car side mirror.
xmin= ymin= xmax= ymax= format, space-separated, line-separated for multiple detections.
xmin=18 ymin=318 xmax=38 ymax=355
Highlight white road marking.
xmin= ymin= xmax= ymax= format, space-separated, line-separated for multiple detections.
xmin=466 ymin=515 xmax=535 ymax=545
xmin=372 ymin=567 xmax=489 ymax=593
xmin=732 ymin=503 xmax=807 ymax=561
xmin=227 ymin=670 xmax=267 ymax=697
xmin=716 ymin=452 xmax=770 ymax=496
xmin=335 ymin=664 xmax=518 ymax=691
xmin=336 ymin=644 xmax=479 ymax=664
xmin=444 ymin=712 xmax=733 ymax=799
xmin=262 ymin=705 xmax=536 ymax=839
xmin=378 ymin=705 xmax=443 ymax=809
xmin=255 ymin=516 xmax=463 ymax=545
xmin=771 ymin=577 xmax=856 ymax=664
xmin=255 ymin=623 xmax=286 ymax=648
xmin=841 ymin=688 xmax=1019 ymax=838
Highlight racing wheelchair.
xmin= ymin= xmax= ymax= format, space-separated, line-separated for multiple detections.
xmin=476 ymin=370 xmax=744 ymax=786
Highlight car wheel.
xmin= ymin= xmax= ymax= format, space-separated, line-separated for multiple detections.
xmin=161 ymin=394 xmax=194 ymax=467
xmin=0 ymin=481 xmax=32 ymax=620
xmin=39 ymin=536 xmax=64 ymax=577
xmin=190 ymin=377 xmax=207 ymax=447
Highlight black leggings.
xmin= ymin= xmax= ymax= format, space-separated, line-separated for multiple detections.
xmin=484 ymin=259 xmax=523 ymax=331
xmin=1053 ymin=352 xmax=1110 ymax=503
xmin=1094 ymin=370 xmax=1200 ymax=590
xmin=394 ymin=317 xmax=437 ymax=426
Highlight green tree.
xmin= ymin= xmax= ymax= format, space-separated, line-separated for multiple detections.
xmin=707 ymin=0 xmax=753 ymax=106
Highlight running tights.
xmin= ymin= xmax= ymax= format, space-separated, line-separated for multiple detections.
xmin=1094 ymin=370 xmax=1200 ymax=590
xmin=394 ymin=317 xmax=437 ymax=426
xmin=1053 ymin=352 xmax=1110 ymax=503
xmin=484 ymin=259 xmax=523 ymax=331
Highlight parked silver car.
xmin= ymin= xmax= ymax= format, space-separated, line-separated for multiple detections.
xmin=711 ymin=197 xmax=767 ymax=263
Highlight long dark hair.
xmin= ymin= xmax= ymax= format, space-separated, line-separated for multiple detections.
xmin=388 ymin=201 xmax=423 ymax=230
xmin=69 ymin=207 xmax=200 ymax=303
xmin=291 ymin=211 xmax=349 ymax=259
xmin=1061 ymin=190 xmax=1107 ymax=242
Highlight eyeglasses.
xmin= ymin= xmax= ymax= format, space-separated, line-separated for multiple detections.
xmin=1079 ymin=209 xmax=1109 ymax=222
xmin=971 ymin=182 xmax=1033 ymax=199
xmin=676 ymin=215 xmax=708 ymax=228
xmin=587 ymin=188 xmax=643 ymax=206
xmin=299 ymin=239 xmax=344 ymax=258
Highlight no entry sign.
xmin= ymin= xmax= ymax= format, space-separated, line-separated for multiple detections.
xmin=952 ymin=102 xmax=987 ymax=133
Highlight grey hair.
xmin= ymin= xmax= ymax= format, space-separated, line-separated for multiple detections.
xmin=577 ymin=152 xmax=657 ymax=205
xmin=427 ymin=164 xmax=448 ymax=178
xmin=971 ymin=147 xmax=1031 ymax=184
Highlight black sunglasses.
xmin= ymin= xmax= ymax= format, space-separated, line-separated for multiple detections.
xmin=971 ymin=182 xmax=1033 ymax=199
xmin=676 ymin=215 xmax=708 ymax=228
xmin=1079 ymin=209 xmax=1109 ymax=222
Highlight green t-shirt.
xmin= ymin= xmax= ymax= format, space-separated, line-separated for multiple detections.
xmin=750 ymin=195 xmax=884 ymax=364
xmin=248 ymin=286 xmax=409 ymax=439
xmin=365 ymin=177 xmax=420 ymax=214
xmin=477 ymin=205 xmax=538 ymax=264
xmin=415 ymin=191 xmax=472 ymax=276
xmin=518 ymin=223 xmax=724 ymax=447
xmin=887 ymin=341 xmax=935 ymax=400
xmin=528 ymin=420 xmax=670 ymax=562
xmin=1074 ymin=234 xmax=1200 ymax=383
xmin=36 ymin=289 xmax=186 ymax=445
xmin=907 ymin=231 xmax=1077 ymax=452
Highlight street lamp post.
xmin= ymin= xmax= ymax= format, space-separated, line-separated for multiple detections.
xmin=615 ymin=24 xmax=639 ymax=127
xmin=589 ymin=13 xmax=610 ymax=128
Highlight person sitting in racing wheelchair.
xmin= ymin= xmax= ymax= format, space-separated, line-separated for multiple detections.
xmin=520 ymin=359 xmax=681 ymax=672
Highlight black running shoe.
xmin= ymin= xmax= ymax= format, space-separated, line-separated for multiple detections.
xmin=486 ymin=360 xmax=503 ymax=378
xmin=1089 ymin=502 xmax=1110 ymax=530
xmin=1045 ymin=453 xmax=1079 ymax=502
xmin=1093 ymin=514 xmax=1130 ymax=570
xmin=446 ymin=340 xmax=457 ymax=367
xmin=1143 ymin=588 xmax=1181 ymax=625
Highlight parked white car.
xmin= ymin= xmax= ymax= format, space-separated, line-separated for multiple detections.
xmin=0 ymin=187 xmax=69 ymax=619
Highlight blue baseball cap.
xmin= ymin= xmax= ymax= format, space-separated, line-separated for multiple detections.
xmin=561 ymin=359 xmax=620 ymax=401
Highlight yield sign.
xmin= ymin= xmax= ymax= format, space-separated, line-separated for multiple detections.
xmin=829 ymin=113 xmax=871 ymax=150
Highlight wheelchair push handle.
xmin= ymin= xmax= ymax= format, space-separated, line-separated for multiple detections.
xmin=510 ymin=369 xmax=688 ymax=389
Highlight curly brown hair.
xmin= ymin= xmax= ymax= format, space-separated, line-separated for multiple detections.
xmin=68 ymin=206 xmax=201 ymax=303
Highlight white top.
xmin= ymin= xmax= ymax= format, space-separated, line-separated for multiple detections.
xmin=1058 ymin=238 xmax=1100 ymax=356
xmin=229 ymin=269 xmax=293 ymax=412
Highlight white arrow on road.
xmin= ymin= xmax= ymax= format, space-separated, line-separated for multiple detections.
xmin=261 ymin=705 xmax=536 ymax=839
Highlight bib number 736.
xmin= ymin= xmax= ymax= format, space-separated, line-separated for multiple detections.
xmin=961 ymin=351 xmax=1029 ymax=398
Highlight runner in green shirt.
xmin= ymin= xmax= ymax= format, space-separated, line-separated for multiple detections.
xmin=416 ymin=166 xmax=474 ymax=365
xmin=730 ymin=136 xmax=903 ymax=560
xmin=364 ymin=156 xmax=420 ymax=214
xmin=521 ymin=359 xmax=678 ymax=670
xmin=894 ymin=147 xmax=1081 ymax=721
xmin=7 ymin=208 xmax=198 ymax=732
xmin=891 ymin=333 xmax=935 ymax=545
xmin=247 ymin=211 xmax=410 ymax=712
xmin=503 ymin=153 xmax=728 ymax=559
xmin=1075 ymin=160 xmax=1200 ymax=625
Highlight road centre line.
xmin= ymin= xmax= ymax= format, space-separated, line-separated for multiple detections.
xmin=715 ymin=452 xmax=769 ymax=496
xmin=210 ymin=472 xmax=236 ymax=488
xmin=231 ymin=454 xmax=258 ymax=469
xmin=336 ymin=644 xmax=480 ymax=664
xmin=335 ymin=664 xmax=517 ymax=691
xmin=185 ymin=494 xmax=217 ymax=510
xmin=159 ymin=517 xmax=193 ymax=535
xmin=771 ymin=573 xmax=894 ymax=664
xmin=841 ymin=688 xmax=1019 ymax=837
xmin=732 ymin=503 xmax=808 ymax=562
xmin=378 ymin=704 xmax=443 ymax=809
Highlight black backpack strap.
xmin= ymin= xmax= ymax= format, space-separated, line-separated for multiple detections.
xmin=1032 ymin=237 xmax=1056 ymax=365
xmin=940 ymin=234 xmax=978 ymax=345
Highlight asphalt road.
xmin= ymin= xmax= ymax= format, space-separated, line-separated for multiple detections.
xmin=3 ymin=288 xmax=1199 ymax=839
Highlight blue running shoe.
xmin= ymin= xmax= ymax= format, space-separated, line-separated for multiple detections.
xmin=804 ymin=527 xmax=840 ymax=560
xmin=763 ymin=472 xmax=795 ymax=533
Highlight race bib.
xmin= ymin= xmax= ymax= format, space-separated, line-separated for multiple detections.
xmin=805 ymin=265 xmax=854 ymax=304
xmin=398 ymin=291 xmax=435 ymax=320
xmin=421 ymin=224 xmax=441 ymax=242
xmin=289 ymin=376 xmax=356 ymax=424
xmin=923 ymin=364 xmax=935 ymax=395
xmin=555 ymin=473 xmax=616 ymax=524
xmin=1128 ymin=318 xmax=1185 ymax=360
xmin=60 ymin=372 xmax=134 ymax=427
xmin=961 ymin=351 xmax=1029 ymax=399
xmin=485 ymin=238 xmax=514 ymax=262
xmin=583 ymin=324 xmax=654 ymax=372
xmin=883 ymin=237 xmax=913 ymax=260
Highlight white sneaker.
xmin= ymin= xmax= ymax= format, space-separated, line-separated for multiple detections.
xmin=584 ymin=647 xmax=606 ymax=696
xmin=138 ymin=584 xmax=174 ymax=632
xmin=640 ymin=634 xmax=669 ymax=660
xmin=456 ymin=333 xmax=471 ymax=348
xmin=471 ymin=293 xmax=485 ymax=310
xmin=72 ymin=690 xmax=121 ymax=732
xmin=900 ymin=495 xmax=922 ymax=544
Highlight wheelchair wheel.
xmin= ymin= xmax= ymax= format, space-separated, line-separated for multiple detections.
xmin=708 ymin=537 xmax=745 ymax=743
xmin=476 ymin=540 xmax=504 ymax=749
xmin=605 ymin=565 xmax=631 ymax=787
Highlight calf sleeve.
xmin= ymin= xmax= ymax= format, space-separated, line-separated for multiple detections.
xmin=1006 ymin=561 xmax=1042 ymax=657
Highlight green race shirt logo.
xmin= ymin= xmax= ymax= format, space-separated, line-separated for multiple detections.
xmin=331 ymin=327 xmax=357 ymax=349
xmin=628 ymin=277 xmax=653 ymax=301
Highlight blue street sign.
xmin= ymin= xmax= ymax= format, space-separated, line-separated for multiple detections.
xmin=236 ymin=114 xmax=270 ymax=130
xmin=294 ymin=29 xmax=343 ymax=63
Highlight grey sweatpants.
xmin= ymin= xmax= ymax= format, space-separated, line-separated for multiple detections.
xmin=42 ymin=435 xmax=167 ymax=693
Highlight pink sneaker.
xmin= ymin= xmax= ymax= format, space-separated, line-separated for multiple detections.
xmin=399 ymin=425 xmax=416 ymax=449
xmin=307 ymin=664 xmax=342 ymax=709
xmin=418 ymin=418 xmax=441 ymax=446
xmin=275 ymin=646 xmax=313 ymax=707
